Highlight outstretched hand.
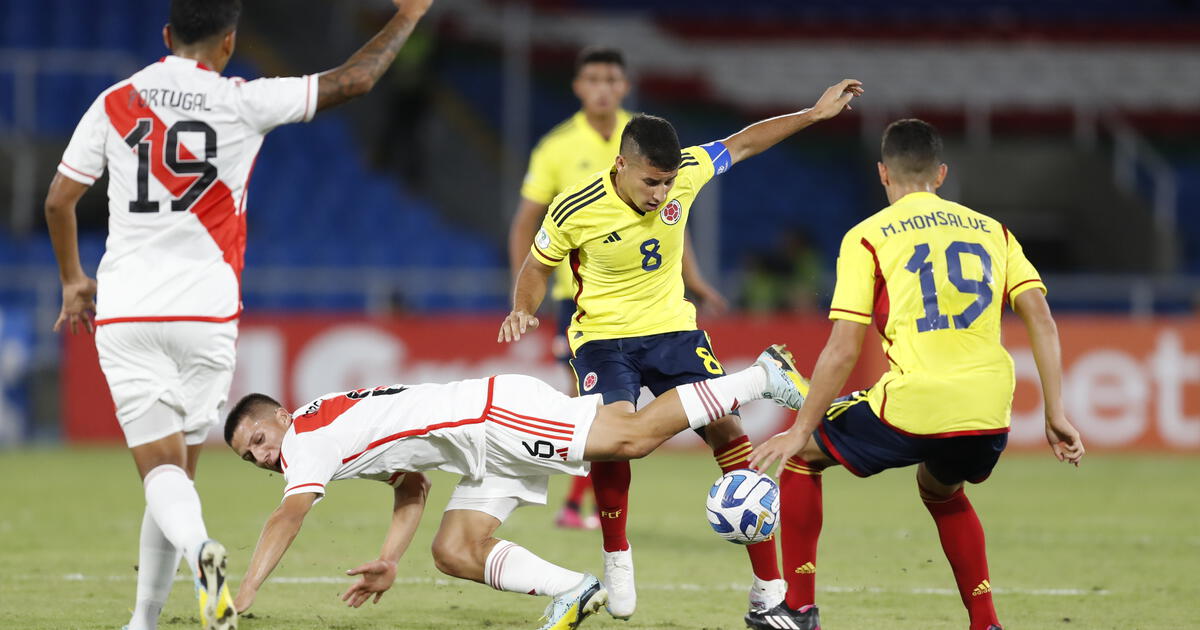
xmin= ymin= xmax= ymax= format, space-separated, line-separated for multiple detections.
xmin=809 ymin=79 xmax=864 ymax=121
xmin=497 ymin=310 xmax=539 ymax=343
xmin=748 ymin=427 xmax=811 ymax=478
xmin=1045 ymin=414 xmax=1084 ymax=466
xmin=341 ymin=560 xmax=397 ymax=608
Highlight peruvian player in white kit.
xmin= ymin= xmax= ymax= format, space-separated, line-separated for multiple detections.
xmin=43 ymin=2 xmax=434 ymax=630
xmin=223 ymin=347 xmax=810 ymax=630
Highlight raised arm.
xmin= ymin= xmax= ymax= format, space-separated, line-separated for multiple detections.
xmin=234 ymin=492 xmax=317 ymax=613
xmin=750 ymin=319 xmax=868 ymax=474
xmin=44 ymin=173 xmax=97 ymax=334
xmin=721 ymin=79 xmax=863 ymax=166
xmin=498 ymin=253 xmax=555 ymax=343
xmin=341 ymin=473 xmax=431 ymax=608
xmin=315 ymin=0 xmax=433 ymax=112
xmin=1013 ymin=289 xmax=1084 ymax=465
xmin=508 ymin=199 xmax=549 ymax=283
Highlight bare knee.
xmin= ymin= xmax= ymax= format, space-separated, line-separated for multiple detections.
xmin=431 ymin=535 xmax=478 ymax=579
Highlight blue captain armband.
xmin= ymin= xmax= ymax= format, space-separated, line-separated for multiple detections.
xmin=700 ymin=141 xmax=732 ymax=175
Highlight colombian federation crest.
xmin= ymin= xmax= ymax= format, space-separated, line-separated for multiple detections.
xmin=661 ymin=199 xmax=682 ymax=225
xmin=583 ymin=372 xmax=599 ymax=392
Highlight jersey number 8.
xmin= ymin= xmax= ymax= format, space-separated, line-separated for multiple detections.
xmin=123 ymin=118 xmax=218 ymax=214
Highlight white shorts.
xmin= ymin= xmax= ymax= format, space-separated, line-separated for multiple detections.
xmin=482 ymin=374 xmax=600 ymax=479
xmin=95 ymin=320 xmax=238 ymax=447
xmin=445 ymin=475 xmax=548 ymax=522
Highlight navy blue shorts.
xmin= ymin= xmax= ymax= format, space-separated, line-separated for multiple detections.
xmin=813 ymin=391 xmax=1008 ymax=485
xmin=551 ymin=299 xmax=576 ymax=363
xmin=569 ymin=330 xmax=727 ymax=405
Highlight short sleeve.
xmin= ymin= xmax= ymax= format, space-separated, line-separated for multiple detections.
xmin=519 ymin=140 xmax=558 ymax=205
xmin=677 ymin=145 xmax=717 ymax=191
xmin=280 ymin=436 xmax=340 ymax=503
xmin=1002 ymin=227 xmax=1046 ymax=307
xmin=829 ymin=231 xmax=876 ymax=325
xmin=235 ymin=74 xmax=319 ymax=133
xmin=529 ymin=198 xmax=580 ymax=267
xmin=58 ymin=94 xmax=109 ymax=185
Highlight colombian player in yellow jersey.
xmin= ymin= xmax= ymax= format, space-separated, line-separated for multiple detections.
xmin=507 ymin=47 xmax=727 ymax=531
xmin=499 ymin=79 xmax=865 ymax=623
xmin=749 ymin=120 xmax=1085 ymax=630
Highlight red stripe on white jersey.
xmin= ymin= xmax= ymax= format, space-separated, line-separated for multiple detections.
xmin=489 ymin=407 xmax=574 ymax=437
xmin=293 ymin=394 xmax=368 ymax=435
xmin=285 ymin=482 xmax=324 ymax=493
xmin=103 ymin=84 xmax=247 ymax=287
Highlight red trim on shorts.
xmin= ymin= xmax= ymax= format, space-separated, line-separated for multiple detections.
xmin=816 ymin=423 xmax=868 ymax=478
xmin=491 ymin=405 xmax=576 ymax=429
xmin=95 ymin=311 xmax=241 ymax=326
xmin=285 ymin=482 xmax=324 ymax=493
xmin=487 ymin=415 xmax=568 ymax=440
xmin=488 ymin=408 xmax=574 ymax=438
xmin=340 ymin=377 xmax=497 ymax=464
xmin=59 ymin=160 xmax=99 ymax=182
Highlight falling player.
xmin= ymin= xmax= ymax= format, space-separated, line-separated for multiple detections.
xmin=224 ymin=347 xmax=809 ymax=630
xmin=509 ymin=46 xmax=727 ymax=530
xmin=44 ymin=1 xmax=434 ymax=628
xmin=500 ymin=79 xmax=863 ymax=621
xmin=748 ymin=119 xmax=1085 ymax=630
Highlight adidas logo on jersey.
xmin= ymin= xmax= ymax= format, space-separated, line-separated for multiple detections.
xmin=602 ymin=231 xmax=622 ymax=243
xmin=794 ymin=562 xmax=816 ymax=574
xmin=972 ymin=579 xmax=991 ymax=596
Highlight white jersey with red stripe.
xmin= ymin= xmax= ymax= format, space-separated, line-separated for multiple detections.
xmin=280 ymin=375 xmax=601 ymax=503
xmin=57 ymin=55 xmax=318 ymax=324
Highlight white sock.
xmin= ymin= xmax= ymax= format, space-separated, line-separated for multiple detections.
xmin=676 ymin=366 xmax=768 ymax=429
xmin=143 ymin=464 xmax=208 ymax=577
xmin=483 ymin=540 xmax=585 ymax=597
xmin=128 ymin=509 xmax=183 ymax=630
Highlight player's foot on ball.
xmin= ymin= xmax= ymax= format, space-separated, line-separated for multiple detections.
xmin=196 ymin=540 xmax=237 ymax=630
xmin=538 ymin=574 xmax=607 ymax=630
xmin=756 ymin=344 xmax=810 ymax=410
xmin=748 ymin=577 xmax=786 ymax=612
xmin=745 ymin=603 xmax=820 ymax=630
xmin=555 ymin=506 xmax=600 ymax=530
xmin=602 ymin=547 xmax=636 ymax=620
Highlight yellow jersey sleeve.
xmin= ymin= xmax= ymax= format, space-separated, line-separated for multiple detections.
xmin=530 ymin=190 xmax=584 ymax=267
xmin=520 ymin=138 xmax=559 ymax=205
xmin=829 ymin=229 xmax=876 ymax=325
xmin=1002 ymin=227 xmax=1046 ymax=307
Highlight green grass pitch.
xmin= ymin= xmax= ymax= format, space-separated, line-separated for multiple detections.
xmin=1 ymin=448 xmax=1196 ymax=629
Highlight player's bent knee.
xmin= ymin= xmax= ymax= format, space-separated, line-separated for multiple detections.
xmin=430 ymin=536 xmax=476 ymax=578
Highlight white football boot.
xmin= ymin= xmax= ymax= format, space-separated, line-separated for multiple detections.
xmin=755 ymin=344 xmax=810 ymax=410
xmin=538 ymin=574 xmax=608 ymax=630
xmin=601 ymin=547 xmax=636 ymax=620
xmin=748 ymin=576 xmax=787 ymax=613
xmin=195 ymin=540 xmax=237 ymax=630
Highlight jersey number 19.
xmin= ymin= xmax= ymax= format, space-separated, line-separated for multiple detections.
xmin=123 ymin=118 xmax=218 ymax=214
xmin=905 ymin=241 xmax=993 ymax=332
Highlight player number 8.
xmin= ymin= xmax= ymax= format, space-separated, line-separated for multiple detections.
xmin=639 ymin=239 xmax=662 ymax=271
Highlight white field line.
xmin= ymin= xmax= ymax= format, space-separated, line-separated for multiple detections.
xmin=54 ymin=573 xmax=1107 ymax=596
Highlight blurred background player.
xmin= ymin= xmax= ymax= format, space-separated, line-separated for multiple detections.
xmin=508 ymin=46 xmax=728 ymax=530
xmin=750 ymin=119 xmax=1085 ymax=630
xmin=499 ymin=79 xmax=864 ymax=622
xmin=222 ymin=349 xmax=807 ymax=629
xmin=43 ymin=0 xmax=434 ymax=628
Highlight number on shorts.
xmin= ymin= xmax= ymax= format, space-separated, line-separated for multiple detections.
xmin=695 ymin=347 xmax=724 ymax=375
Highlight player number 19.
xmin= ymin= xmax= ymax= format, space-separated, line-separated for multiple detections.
xmin=905 ymin=241 xmax=993 ymax=332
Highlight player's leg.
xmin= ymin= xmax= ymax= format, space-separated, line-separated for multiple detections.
xmin=434 ymin=477 xmax=607 ymax=629
xmin=918 ymin=434 xmax=1008 ymax=630
xmin=567 ymin=340 xmax=641 ymax=619
xmin=552 ymin=301 xmax=598 ymax=530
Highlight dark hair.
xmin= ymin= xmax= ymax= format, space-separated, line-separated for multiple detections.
xmin=224 ymin=393 xmax=281 ymax=445
xmin=620 ymin=114 xmax=681 ymax=171
xmin=575 ymin=46 xmax=625 ymax=75
xmin=169 ymin=0 xmax=241 ymax=46
xmin=880 ymin=118 xmax=943 ymax=179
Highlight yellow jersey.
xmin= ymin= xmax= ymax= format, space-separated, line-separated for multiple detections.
xmin=530 ymin=143 xmax=730 ymax=352
xmin=521 ymin=110 xmax=632 ymax=301
xmin=829 ymin=192 xmax=1046 ymax=436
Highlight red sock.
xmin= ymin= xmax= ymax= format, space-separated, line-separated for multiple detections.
xmin=565 ymin=474 xmax=591 ymax=507
xmin=591 ymin=460 xmax=630 ymax=552
xmin=714 ymin=436 xmax=781 ymax=581
xmin=923 ymin=488 xmax=999 ymax=630
xmin=780 ymin=457 xmax=822 ymax=609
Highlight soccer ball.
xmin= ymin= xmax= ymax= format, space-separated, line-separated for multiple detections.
xmin=705 ymin=469 xmax=780 ymax=545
